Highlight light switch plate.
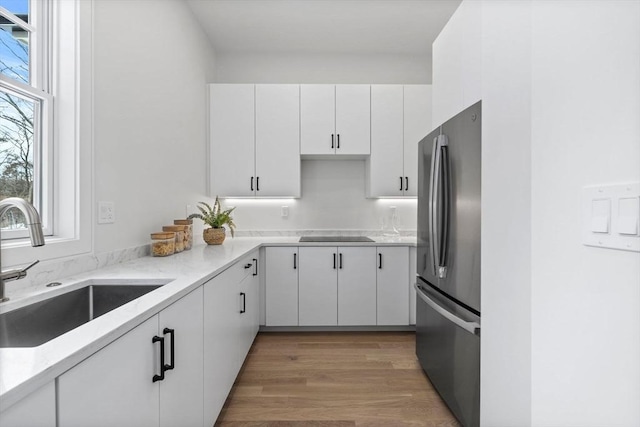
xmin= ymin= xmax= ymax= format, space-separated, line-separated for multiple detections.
xmin=582 ymin=183 xmax=639 ymax=252
xmin=98 ymin=201 xmax=115 ymax=224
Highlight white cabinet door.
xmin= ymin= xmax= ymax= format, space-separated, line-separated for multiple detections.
xmin=335 ymin=85 xmax=371 ymax=155
xmin=300 ymin=84 xmax=335 ymax=155
xmin=337 ymin=246 xmax=377 ymax=326
xmin=369 ymin=85 xmax=404 ymax=197
xmin=209 ymin=84 xmax=255 ymax=197
xmin=265 ymin=247 xmax=299 ymax=326
xmin=159 ymin=288 xmax=204 ymax=427
xmin=377 ymin=246 xmax=410 ymax=325
xmin=58 ymin=316 xmax=160 ymax=427
xmin=203 ymin=273 xmax=241 ymax=425
xmin=431 ymin=1 xmax=481 ymax=125
xmin=255 ymin=84 xmax=300 ymax=197
xmin=0 ymin=381 xmax=55 ymax=427
xmin=298 ymin=246 xmax=338 ymax=326
xmin=403 ymin=85 xmax=432 ymax=197
xmin=203 ymin=253 xmax=258 ymax=427
xmin=409 ymin=246 xmax=417 ymax=325
xmin=238 ymin=254 xmax=260 ymax=359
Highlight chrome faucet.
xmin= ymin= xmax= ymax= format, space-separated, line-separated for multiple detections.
xmin=0 ymin=197 xmax=45 ymax=302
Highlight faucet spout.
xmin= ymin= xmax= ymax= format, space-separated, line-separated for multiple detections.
xmin=0 ymin=197 xmax=46 ymax=302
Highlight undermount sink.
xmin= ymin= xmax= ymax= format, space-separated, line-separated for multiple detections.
xmin=0 ymin=284 xmax=163 ymax=348
xmin=299 ymin=236 xmax=374 ymax=243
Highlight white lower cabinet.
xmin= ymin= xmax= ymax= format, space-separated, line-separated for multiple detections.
xmin=58 ymin=287 xmax=204 ymax=427
xmin=376 ymin=246 xmax=410 ymax=325
xmin=265 ymin=247 xmax=299 ymax=326
xmin=203 ymin=251 xmax=259 ymax=426
xmin=337 ymin=246 xmax=377 ymax=326
xmin=0 ymin=381 xmax=55 ymax=427
xmin=409 ymin=246 xmax=417 ymax=325
xmin=58 ymin=315 xmax=160 ymax=427
xmin=298 ymin=246 xmax=338 ymax=326
xmin=268 ymin=245 xmax=412 ymax=327
xmin=158 ymin=288 xmax=204 ymax=427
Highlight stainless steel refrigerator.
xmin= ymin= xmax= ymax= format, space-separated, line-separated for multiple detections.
xmin=416 ymin=101 xmax=481 ymax=427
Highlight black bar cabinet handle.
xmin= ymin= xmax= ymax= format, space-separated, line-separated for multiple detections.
xmin=250 ymin=176 xmax=254 ymax=191
xmin=244 ymin=263 xmax=252 ymax=269
xmin=339 ymin=253 xmax=343 ymax=269
xmin=253 ymin=258 xmax=258 ymax=276
xmin=337 ymin=134 xmax=340 ymax=149
xmin=293 ymin=253 xmax=297 ymax=269
xmin=405 ymin=177 xmax=409 ymax=191
xmin=333 ymin=253 xmax=336 ymax=269
xmin=152 ymin=335 xmax=165 ymax=382
xmin=256 ymin=176 xmax=260 ymax=191
xmin=331 ymin=134 xmax=335 ymax=149
xmin=163 ymin=328 xmax=175 ymax=371
xmin=240 ymin=292 xmax=246 ymax=314
xmin=378 ymin=253 xmax=382 ymax=269
xmin=400 ymin=177 xmax=403 ymax=191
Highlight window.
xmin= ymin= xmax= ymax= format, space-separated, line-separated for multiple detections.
xmin=2 ymin=0 xmax=92 ymax=267
xmin=0 ymin=0 xmax=52 ymax=240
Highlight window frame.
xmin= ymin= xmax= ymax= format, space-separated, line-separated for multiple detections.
xmin=0 ymin=0 xmax=54 ymax=240
xmin=2 ymin=0 xmax=93 ymax=268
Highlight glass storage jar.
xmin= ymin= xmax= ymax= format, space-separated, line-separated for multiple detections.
xmin=150 ymin=232 xmax=175 ymax=257
xmin=173 ymin=219 xmax=193 ymax=250
xmin=162 ymin=225 xmax=185 ymax=253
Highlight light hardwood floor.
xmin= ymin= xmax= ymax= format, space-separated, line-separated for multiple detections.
xmin=215 ymin=332 xmax=460 ymax=427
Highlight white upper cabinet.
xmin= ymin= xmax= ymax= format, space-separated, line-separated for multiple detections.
xmin=403 ymin=85 xmax=432 ymax=197
xmin=209 ymin=84 xmax=300 ymax=198
xmin=369 ymin=85 xmax=404 ymax=197
xmin=210 ymin=84 xmax=255 ymax=197
xmin=301 ymin=84 xmax=370 ymax=156
xmin=255 ymin=84 xmax=301 ymax=197
xmin=368 ymin=84 xmax=431 ymax=198
xmin=431 ymin=0 xmax=481 ymax=126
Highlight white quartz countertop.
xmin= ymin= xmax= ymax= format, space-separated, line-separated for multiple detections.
xmin=0 ymin=235 xmax=416 ymax=410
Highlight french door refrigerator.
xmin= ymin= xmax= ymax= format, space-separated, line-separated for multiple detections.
xmin=416 ymin=101 xmax=481 ymax=427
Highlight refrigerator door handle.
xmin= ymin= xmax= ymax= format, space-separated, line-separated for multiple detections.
xmin=414 ymin=283 xmax=480 ymax=335
xmin=429 ymin=134 xmax=450 ymax=279
xmin=428 ymin=136 xmax=439 ymax=276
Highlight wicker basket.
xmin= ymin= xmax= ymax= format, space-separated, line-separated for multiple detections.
xmin=203 ymin=227 xmax=225 ymax=245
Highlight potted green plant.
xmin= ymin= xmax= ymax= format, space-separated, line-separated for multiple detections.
xmin=187 ymin=197 xmax=236 ymax=245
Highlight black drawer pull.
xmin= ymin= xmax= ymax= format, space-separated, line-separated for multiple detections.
xmin=293 ymin=253 xmax=297 ymax=269
xmin=240 ymin=292 xmax=246 ymax=314
xmin=378 ymin=253 xmax=382 ymax=269
xmin=253 ymin=258 xmax=258 ymax=276
xmin=339 ymin=253 xmax=343 ymax=269
xmin=163 ymin=328 xmax=175 ymax=371
xmin=152 ymin=335 xmax=165 ymax=382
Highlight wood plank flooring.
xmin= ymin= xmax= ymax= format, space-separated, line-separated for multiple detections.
xmin=215 ymin=332 xmax=460 ymax=427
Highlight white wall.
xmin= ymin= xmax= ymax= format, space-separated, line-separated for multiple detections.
xmin=530 ymin=1 xmax=640 ymax=425
xmin=215 ymin=52 xmax=431 ymax=84
xmin=212 ymin=52 xmax=426 ymax=232
xmin=227 ymin=160 xmax=417 ymax=232
xmin=93 ymin=0 xmax=216 ymax=253
xmin=480 ymin=1 xmax=533 ymax=425
xmin=477 ymin=0 xmax=640 ymax=426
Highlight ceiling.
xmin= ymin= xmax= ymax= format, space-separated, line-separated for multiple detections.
xmin=186 ymin=0 xmax=462 ymax=56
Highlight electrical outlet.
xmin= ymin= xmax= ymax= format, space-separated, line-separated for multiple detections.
xmin=281 ymin=206 xmax=289 ymax=218
xmin=98 ymin=201 xmax=115 ymax=224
